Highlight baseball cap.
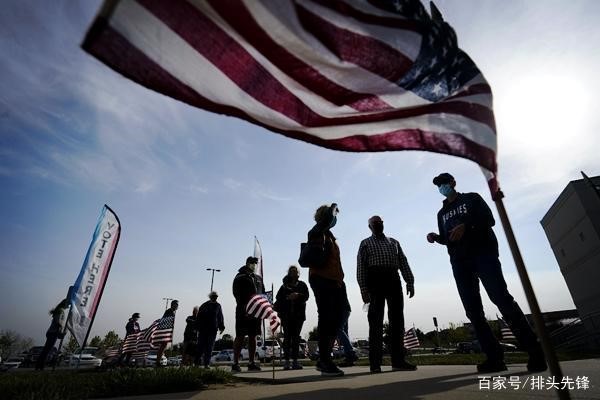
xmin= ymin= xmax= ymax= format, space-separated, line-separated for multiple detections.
xmin=433 ymin=173 xmax=455 ymax=186
xmin=246 ymin=256 xmax=259 ymax=264
xmin=132 ymin=313 xmax=140 ymax=319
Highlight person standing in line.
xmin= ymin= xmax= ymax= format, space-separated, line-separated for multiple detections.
xmin=357 ymin=215 xmax=417 ymax=373
xmin=275 ymin=265 xmax=309 ymax=370
xmin=155 ymin=299 xmax=178 ymax=367
xmin=426 ymin=172 xmax=546 ymax=373
xmin=335 ymin=282 xmax=358 ymax=367
xmin=232 ymin=256 xmax=264 ymax=372
xmin=182 ymin=306 xmax=199 ymax=366
xmin=36 ymin=298 xmax=69 ymax=370
xmin=118 ymin=312 xmax=140 ymax=367
xmin=195 ymin=291 xmax=225 ymax=368
xmin=306 ymin=203 xmax=346 ymax=377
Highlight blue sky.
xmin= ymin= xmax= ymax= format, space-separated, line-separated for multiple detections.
xmin=1 ymin=0 xmax=599 ymax=346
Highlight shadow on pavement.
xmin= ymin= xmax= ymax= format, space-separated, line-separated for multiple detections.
xmin=252 ymin=371 xmax=502 ymax=400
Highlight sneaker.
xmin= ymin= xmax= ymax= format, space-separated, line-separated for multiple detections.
xmin=370 ymin=366 xmax=382 ymax=373
xmin=321 ymin=363 xmax=344 ymax=377
xmin=283 ymin=360 xmax=291 ymax=370
xmin=247 ymin=362 xmax=262 ymax=371
xmin=476 ymin=359 xmax=507 ymax=373
xmin=231 ymin=363 xmax=241 ymax=373
xmin=291 ymin=361 xmax=303 ymax=370
xmin=392 ymin=360 xmax=417 ymax=371
xmin=527 ymin=350 xmax=547 ymax=373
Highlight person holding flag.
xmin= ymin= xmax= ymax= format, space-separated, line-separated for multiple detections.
xmin=232 ymin=256 xmax=265 ymax=372
xmin=426 ymin=173 xmax=546 ymax=373
xmin=118 ymin=312 xmax=140 ymax=367
xmin=155 ymin=300 xmax=178 ymax=367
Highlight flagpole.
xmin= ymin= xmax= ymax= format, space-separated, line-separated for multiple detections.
xmin=271 ymin=283 xmax=275 ymax=381
xmin=493 ymin=192 xmax=569 ymax=400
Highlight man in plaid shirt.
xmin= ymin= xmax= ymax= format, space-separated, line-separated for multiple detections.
xmin=357 ymin=215 xmax=416 ymax=373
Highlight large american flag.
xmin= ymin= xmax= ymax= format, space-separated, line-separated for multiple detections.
xmin=246 ymin=294 xmax=281 ymax=333
xmin=403 ymin=327 xmax=420 ymax=349
xmin=83 ymin=0 xmax=499 ymax=194
xmin=121 ymin=316 xmax=175 ymax=357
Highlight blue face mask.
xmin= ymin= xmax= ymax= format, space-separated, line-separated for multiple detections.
xmin=438 ymin=184 xmax=454 ymax=197
xmin=329 ymin=216 xmax=337 ymax=228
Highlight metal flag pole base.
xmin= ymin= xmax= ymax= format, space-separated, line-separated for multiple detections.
xmin=493 ymin=191 xmax=570 ymax=400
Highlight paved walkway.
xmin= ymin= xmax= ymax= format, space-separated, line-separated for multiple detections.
xmin=106 ymin=359 xmax=599 ymax=400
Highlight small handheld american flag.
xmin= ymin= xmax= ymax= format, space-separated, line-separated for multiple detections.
xmin=246 ymin=294 xmax=281 ymax=333
xmin=403 ymin=327 xmax=420 ymax=349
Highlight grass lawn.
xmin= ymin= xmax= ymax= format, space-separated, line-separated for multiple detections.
xmin=0 ymin=367 xmax=234 ymax=400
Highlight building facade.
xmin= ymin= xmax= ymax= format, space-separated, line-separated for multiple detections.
xmin=541 ymin=174 xmax=600 ymax=349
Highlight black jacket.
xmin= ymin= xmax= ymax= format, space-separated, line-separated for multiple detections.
xmin=436 ymin=192 xmax=499 ymax=260
xmin=183 ymin=315 xmax=198 ymax=342
xmin=196 ymin=301 xmax=225 ymax=333
xmin=275 ymin=276 xmax=309 ymax=321
xmin=125 ymin=318 xmax=140 ymax=337
xmin=232 ymin=266 xmax=265 ymax=315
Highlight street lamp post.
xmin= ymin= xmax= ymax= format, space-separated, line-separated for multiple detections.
xmin=162 ymin=297 xmax=174 ymax=310
xmin=206 ymin=268 xmax=221 ymax=292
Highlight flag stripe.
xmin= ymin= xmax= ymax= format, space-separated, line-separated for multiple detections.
xmin=294 ymin=2 xmax=414 ymax=82
xmin=83 ymin=0 xmax=500 ymax=189
xmin=308 ymin=0 xmax=422 ymax=32
xmin=403 ymin=327 xmax=420 ymax=349
xmin=137 ymin=0 xmax=496 ymax=131
xmin=84 ymin=21 xmax=496 ymax=171
xmin=105 ymin=1 xmax=497 ymax=143
xmin=241 ymin=0 xmax=429 ymax=109
xmin=207 ymin=0 xmax=393 ymax=112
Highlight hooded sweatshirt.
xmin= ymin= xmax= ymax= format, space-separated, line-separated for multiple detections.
xmin=232 ymin=265 xmax=265 ymax=316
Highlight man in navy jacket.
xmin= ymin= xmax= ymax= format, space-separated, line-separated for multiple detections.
xmin=427 ymin=173 xmax=546 ymax=373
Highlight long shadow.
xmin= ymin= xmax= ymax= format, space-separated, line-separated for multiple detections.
xmin=251 ymin=369 xmax=530 ymax=400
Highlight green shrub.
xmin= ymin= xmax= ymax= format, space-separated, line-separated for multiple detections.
xmin=0 ymin=367 xmax=232 ymax=400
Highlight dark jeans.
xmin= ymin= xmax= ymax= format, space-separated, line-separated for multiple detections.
xmin=337 ymin=309 xmax=356 ymax=359
xmin=195 ymin=330 xmax=217 ymax=367
xmin=309 ymin=275 xmax=344 ymax=364
xmin=36 ymin=332 xmax=58 ymax=370
xmin=451 ymin=254 xmax=540 ymax=361
xmin=367 ymin=270 xmax=406 ymax=368
xmin=282 ymin=317 xmax=304 ymax=361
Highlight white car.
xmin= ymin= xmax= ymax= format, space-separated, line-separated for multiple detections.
xmin=256 ymin=340 xmax=282 ymax=362
xmin=212 ymin=349 xmax=234 ymax=363
xmin=2 ymin=357 xmax=23 ymax=369
xmin=135 ymin=350 xmax=168 ymax=367
xmin=67 ymin=347 xmax=103 ymax=368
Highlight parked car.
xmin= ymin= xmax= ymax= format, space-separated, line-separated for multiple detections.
xmin=21 ymin=346 xmax=60 ymax=368
xmin=212 ymin=349 xmax=235 ymax=362
xmin=256 ymin=340 xmax=282 ymax=362
xmin=240 ymin=348 xmax=256 ymax=360
xmin=134 ymin=350 xmax=167 ymax=367
xmin=167 ymin=356 xmax=182 ymax=366
xmin=1 ymin=357 xmax=24 ymax=370
xmin=66 ymin=347 xmax=102 ymax=368
xmin=455 ymin=341 xmax=481 ymax=354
